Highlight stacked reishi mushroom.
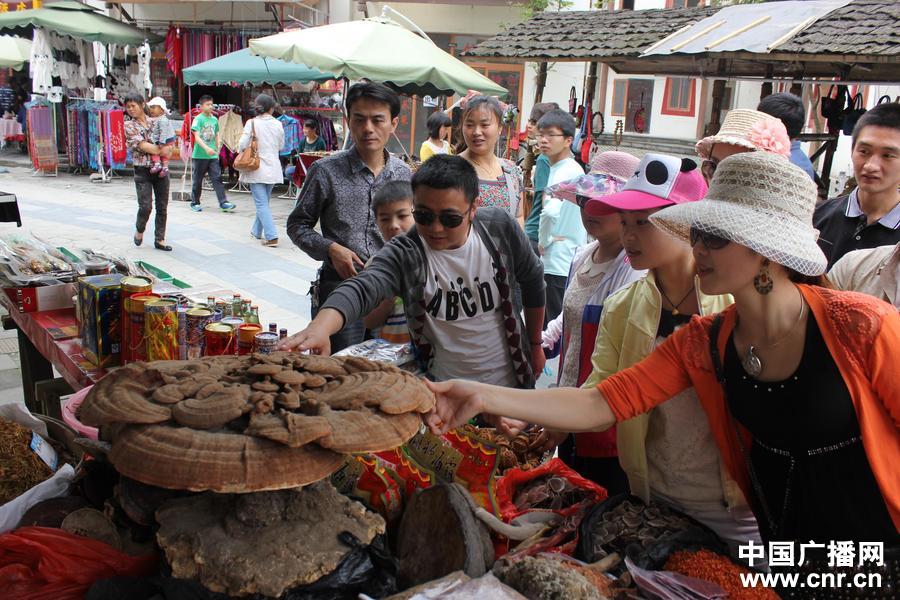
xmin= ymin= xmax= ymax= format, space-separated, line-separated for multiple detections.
xmin=79 ymin=352 xmax=434 ymax=493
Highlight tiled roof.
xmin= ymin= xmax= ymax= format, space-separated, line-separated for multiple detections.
xmin=464 ymin=1 xmax=899 ymax=61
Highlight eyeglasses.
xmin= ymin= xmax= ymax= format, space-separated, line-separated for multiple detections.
xmin=701 ymin=159 xmax=718 ymax=182
xmin=690 ymin=227 xmax=730 ymax=250
xmin=412 ymin=209 xmax=466 ymax=228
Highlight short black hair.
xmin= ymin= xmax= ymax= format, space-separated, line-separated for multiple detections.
xmin=757 ymin=93 xmax=805 ymax=139
xmin=537 ymin=108 xmax=577 ymax=138
xmin=346 ymin=81 xmax=401 ymax=119
xmin=303 ymin=119 xmax=318 ymax=131
xmin=426 ymin=111 xmax=451 ymax=139
xmin=122 ymin=91 xmax=145 ymax=106
xmin=852 ymin=102 xmax=900 ymax=147
xmin=529 ymin=102 xmax=559 ymax=123
xmin=254 ymin=93 xmax=276 ymax=114
xmin=411 ymin=154 xmax=479 ymax=205
xmin=198 ymin=95 xmax=214 ymax=105
xmin=462 ymin=96 xmax=503 ymax=125
xmin=372 ymin=180 xmax=413 ymax=213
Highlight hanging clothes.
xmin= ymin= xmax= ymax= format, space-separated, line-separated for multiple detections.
xmin=30 ymin=28 xmax=54 ymax=96
xmin=26 ymin=102 xmax=57 ymax=171
xmin=218 ymin=110 xmax=244 ymax=153
xmin=165 ymin=26 xmax=182 ymax=77
xmin=276 ymin=114 xmax=301 ymax=156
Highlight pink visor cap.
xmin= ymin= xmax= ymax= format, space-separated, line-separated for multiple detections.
xmin=586 ymin=153 xmax=708 ymax=216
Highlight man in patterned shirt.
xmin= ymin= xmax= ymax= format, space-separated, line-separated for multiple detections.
xmin=287 ymin=82 xmax=412 ymax=352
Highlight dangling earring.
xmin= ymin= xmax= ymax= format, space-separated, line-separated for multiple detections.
xmin=754 ymin=259 xmax=774 ymax=295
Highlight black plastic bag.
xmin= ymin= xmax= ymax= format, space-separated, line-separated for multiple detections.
xmin=278 ymin=532 xmax=398 ymax=600
xmin=576 ymin=493 xmax=727 ymax=570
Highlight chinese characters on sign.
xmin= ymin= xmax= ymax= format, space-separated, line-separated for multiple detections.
xmin=739 ymin=540 xmax=885 ymax=568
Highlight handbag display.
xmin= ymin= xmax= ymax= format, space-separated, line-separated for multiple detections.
xmin=820 ymin=85 xmax=848 ymax=134
xmin=841 ymin=92 xmax=866 ymax=136
xmin=233 ymin=119 xmax=260 ymax=172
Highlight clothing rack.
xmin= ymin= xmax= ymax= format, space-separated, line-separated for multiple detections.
xmin=65 ymin=98 xmax=126 ymax=182
xmin=25 ymin=97 xmax=58 ymax=177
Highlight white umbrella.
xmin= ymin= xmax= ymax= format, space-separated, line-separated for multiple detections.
xmin=0 ymin=35 xmax=31 ymax=71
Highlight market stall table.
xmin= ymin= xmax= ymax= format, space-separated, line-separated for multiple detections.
xmin=0 ymin=295 xmax=106 ymax=415
xmin=0 ymin=118 xmax=23 ymax=147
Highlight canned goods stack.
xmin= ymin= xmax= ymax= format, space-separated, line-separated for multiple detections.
xmin=122 ymin=292 xmax=160 ymax=364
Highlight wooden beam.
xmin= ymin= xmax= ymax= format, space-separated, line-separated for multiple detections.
xmin=706 ymin=79 xmax=726 ymax=137
xmin=534 ymin=62 xmax=548 ymax=105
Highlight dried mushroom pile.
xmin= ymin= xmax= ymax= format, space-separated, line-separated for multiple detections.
xmin=80 ymin=352 xmax=434 ymax=492
xmin=155 ymin=481 xmax=386 ymax=598
xmin=0 ymin=418 xmax=54 ymax=504
xmin=587 ymin=500 xmax=692 ymax=559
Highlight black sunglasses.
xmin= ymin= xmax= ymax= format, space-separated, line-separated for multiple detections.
xmin=690 ymin=227 xmax=730 ymax=250
xmin=412 ymin=209 xmax=466 ymax=229
xmin=701 ymin=159 xmax=718 ymax=182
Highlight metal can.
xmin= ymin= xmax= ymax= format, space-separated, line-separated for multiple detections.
xmin=268 ymin=322 xmax=277 ymax=333
xmin=238 ymin=324 xmax=263 ymax=355
xmin=177 ymin=305 xmax=190 ymax=360
xmin=83 ymin=260 xmax=111 ymax=276
xmin=144 ymin=299 xmax=179 ymax=362
xmin=279 ymin=328 xmax=288 ymax=340
xmin=205 ymin=322 xmax=235 ymax=356
xmin=221 ymin=316 xmax=244 ymax=329
xmin=120 ymin=276 xmax=154 ymax=358
xmin=186 ymin=308 xmax=213 ymax=359
xmin=254 ymin=331 xmax=279 ymax=354
xmin=122 ymin=292 xmax=160 ymax=363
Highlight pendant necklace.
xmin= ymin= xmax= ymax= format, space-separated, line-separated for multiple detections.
xmin=658 ymin=283 xmax=695 ymax=316
xmin=740 ymin=300 xmax=805 ymax=378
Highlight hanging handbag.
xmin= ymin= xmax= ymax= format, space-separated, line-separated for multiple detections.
xmin=233 ymin=119 xmax=260 ymax=172
xmin=580 ymin=98 xmax=593 ymax=165
xmin=820 ymin=85 xmax=848 ymax=134
xmin=841 ymin=92 xmax=866 ymax=136
xmin=876 ymin=95 xmax=894 ymax=105
xmin=572 ymin=95 xmax=590 ymax=156
xmin=568 ymin=86 xmax=577 ymax=115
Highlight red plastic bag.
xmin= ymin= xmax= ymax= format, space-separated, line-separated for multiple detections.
xmin=0 ymin=526 xmax=158 ymax=600
xmin=496 ymin=458 xmax=608 ymax=523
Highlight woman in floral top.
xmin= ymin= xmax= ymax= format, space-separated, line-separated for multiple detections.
xmin=458 ymin=95 xmax=524 ymax=227
xmin=123 ymin=92 xmax=172 ymax=251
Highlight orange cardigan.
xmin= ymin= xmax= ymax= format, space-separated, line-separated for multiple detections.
xmin=598 ymin=285 xmax=900 ymax=533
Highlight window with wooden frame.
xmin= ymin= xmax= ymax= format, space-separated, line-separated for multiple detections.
xmin=611 ymin=80 xmax=629 ymax=116
xmin=662 ymin=77 xmax=696 ymax=116
xmin=666 ymin=0 xmax=704 ymax=7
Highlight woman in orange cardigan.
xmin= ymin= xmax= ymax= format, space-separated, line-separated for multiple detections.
xmin=426 ymin=152 xmax=899 ymax=551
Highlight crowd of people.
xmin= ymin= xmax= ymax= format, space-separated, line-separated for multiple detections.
xmin=122 ymin=77 xmax=898 ymax=578
xmin=273 ymin=81 xmax=898 ymax=584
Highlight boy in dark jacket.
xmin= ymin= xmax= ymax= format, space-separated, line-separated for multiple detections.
xmin=279 ymin=155 xmax=546 ymax=389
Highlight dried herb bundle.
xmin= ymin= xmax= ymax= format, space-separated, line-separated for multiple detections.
xmin=0 ymin=418 xmax=53 ymax=505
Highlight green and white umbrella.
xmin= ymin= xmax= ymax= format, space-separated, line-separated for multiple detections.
xmin=249 ymin=17 xmax=507 ymax=98
xmin=0 ymin=35 xmax=31 ymax=70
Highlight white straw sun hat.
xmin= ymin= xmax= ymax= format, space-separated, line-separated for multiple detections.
xmin=650 ymin=151 xmax=828 ymax=276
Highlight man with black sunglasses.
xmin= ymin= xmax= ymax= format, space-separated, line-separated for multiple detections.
xmin=279 ymin=155 xmax=547 ymax=394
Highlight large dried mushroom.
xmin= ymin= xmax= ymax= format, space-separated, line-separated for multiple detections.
xmin=155 ymin=481 xmax=385 ymax=598
xmin=80 ymin=352 xmax=434 ymax=492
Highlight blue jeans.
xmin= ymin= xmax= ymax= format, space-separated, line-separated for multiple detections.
xmin=191 ymin=158 xmax=227 ymax=205
xmin=250 ymin=183 xmax=277 ymax=241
